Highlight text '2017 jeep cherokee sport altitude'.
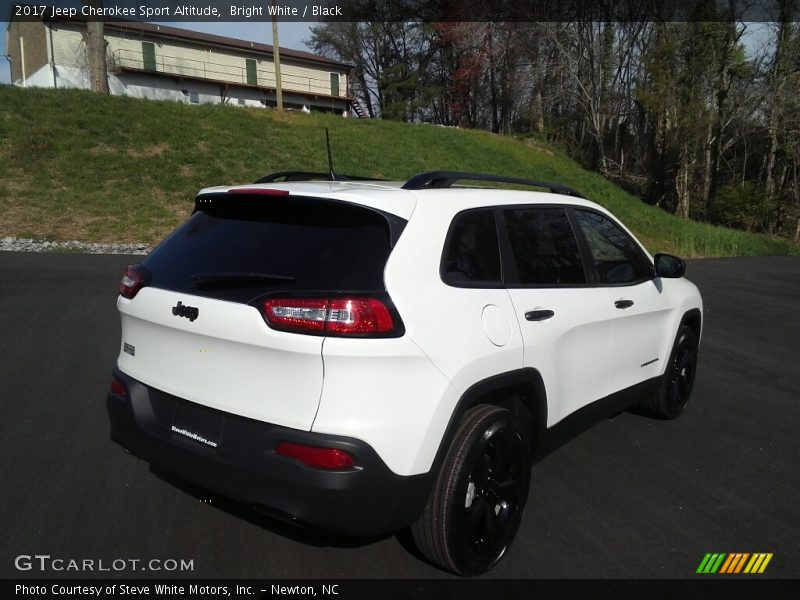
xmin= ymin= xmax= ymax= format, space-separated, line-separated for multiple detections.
xmin=107 ymin=171 xmax=702 ymax=575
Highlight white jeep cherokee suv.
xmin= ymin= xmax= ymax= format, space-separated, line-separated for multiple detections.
xmin=107 ymin=171 xmax=702 ymax=575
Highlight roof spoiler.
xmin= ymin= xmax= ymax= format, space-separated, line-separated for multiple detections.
xmin=254 ymin=171 xmax=387 ymax=183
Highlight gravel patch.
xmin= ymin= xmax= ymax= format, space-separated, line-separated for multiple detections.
xmin=1 ymin=236 xmax=150 ymax=255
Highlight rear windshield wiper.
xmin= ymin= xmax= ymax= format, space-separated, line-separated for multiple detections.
xmin=190 ymin=272 xmax=295 ymax=289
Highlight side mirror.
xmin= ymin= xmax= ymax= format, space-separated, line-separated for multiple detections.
xmin=654 ymin=253 xmax=686 ymax=278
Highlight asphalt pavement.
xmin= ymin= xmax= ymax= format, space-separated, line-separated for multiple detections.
xmin=0 ymin=252 xmax=798 ymax=579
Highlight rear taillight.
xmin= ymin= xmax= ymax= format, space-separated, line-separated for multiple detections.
xmin=263 ymin=296 xmax=396 ymax=336
xmin=327 ymin=298 xmax=394 ymax=334
xmin=119 ymin=265 xmax=148 ymax=299
xmin=264 ymin=298 xmax=328 ymax=332
xmin=109 ymin=377 xmax=127 ymax=398
xmin=275 ymin=441 xmax=355 ymax=470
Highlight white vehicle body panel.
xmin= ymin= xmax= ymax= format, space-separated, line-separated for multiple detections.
xmin=117 ymin=287 xmax=324 ymax=430
xmin=653 ymin=277 xmax=704 ymax=370
xmin=604 ymin=279 xmax=676 ymax=392
xmin=505 ymin=287 xmax=615 ymax=425
xmin=377 ymin=193 xmax=525 ymax=473
xmin=313 ymin=336 xmax=455 ymax=475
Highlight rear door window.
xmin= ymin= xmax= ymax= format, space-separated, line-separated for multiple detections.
xmin=143 ymin=195 xmax=398 ymax=302
xmin=503 ymin=207 xmax=586 ymax=285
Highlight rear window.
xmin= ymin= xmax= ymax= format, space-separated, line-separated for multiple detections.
xmin=142 ymin=195 xmax=399 ymax=302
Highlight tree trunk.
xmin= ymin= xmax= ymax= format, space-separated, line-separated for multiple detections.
xmin=707 ymin=12 xmax=737 ymax=220
xmin=594 ymin=110 xmax=608 ymax=173
xmin=675 ymin=139 xmax=694 ymax=218
xmin=794 ymin=165 xmax=800 ymax=242
xmin=765 ymin=117 xmax=779 ymax=199
xmin=647 ymin=112 xmax=667 ymax=205
xmin=358 ymin=72 xmax=375 ymax=118
xmin=701 ymin=122 xmax=713 ymax=218
xmin=487 ymin=28 xmax=499 ymax=134
xmin=764 ymin=14 xmax=792 ymax=200
xmin=741 ymin=137 xmax=748 ymax=189
xmin=774 ymin=164 xmax=788 ymax=234
xmin=532 ymin=88 xmax=544 ymax=132
xmin=599 ymin=23 xmax=614 ymax=171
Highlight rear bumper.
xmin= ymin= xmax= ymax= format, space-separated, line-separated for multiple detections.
xmin=106 ymin=367 xmax=432 ymax=537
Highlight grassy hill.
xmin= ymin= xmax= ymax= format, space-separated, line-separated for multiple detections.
xmin=0 ymin=86 xmax=797 ymax=257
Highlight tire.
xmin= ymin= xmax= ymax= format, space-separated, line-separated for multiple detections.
xmin=411 ymin=404 xmax=531 ymax=575
xmin=641 ymin=325 xmax=698 ymax=419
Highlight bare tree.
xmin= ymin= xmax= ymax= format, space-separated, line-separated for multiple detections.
xmin=303 ymin=5 xmax=800 ymax=243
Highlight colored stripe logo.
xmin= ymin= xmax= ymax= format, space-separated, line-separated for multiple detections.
xmin=697 ymin=553 xmax=773 ymax=574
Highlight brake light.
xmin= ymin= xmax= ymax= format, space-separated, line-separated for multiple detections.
xmin=263 ymin=297 xmax=395 ymax=336
xmin=119 ymin=265 xmax=148 ymax=299
xmin=275 ymin=441 xmax=355 ymax=470
xmin=109 ymin=377 xmax=127 ymax=398
xmin=228 ymin=188 xmax=290 ymax=196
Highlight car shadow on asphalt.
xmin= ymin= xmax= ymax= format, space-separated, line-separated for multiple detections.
xmin=149 ymin=465 xmax=396 ymax=549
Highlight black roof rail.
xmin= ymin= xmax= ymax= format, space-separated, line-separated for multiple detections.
xmin=255 ymin=171 xmax=387 ymax=184
xmin=401 ymin=171 xmax=585 ymax=198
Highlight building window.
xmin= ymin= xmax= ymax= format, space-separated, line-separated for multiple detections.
xmin=189 ymin=92 xmax=200 ymax=104
xmin=142 ymin=42 xmax=156 ymax=71
xmin=330 ymin=72 xmax=340 ymax=96
xmin=246 ymin=59 xmax=258 ymax=85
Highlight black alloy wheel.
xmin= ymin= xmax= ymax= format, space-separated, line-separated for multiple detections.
xmin=411 ymin=405 xmax=531 ymax=575
xmin=641 ymin=325 xmax=699 ymax=419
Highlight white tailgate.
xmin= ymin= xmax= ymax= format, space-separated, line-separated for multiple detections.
xmin=116 ymin=287 xmax=323 ymax=430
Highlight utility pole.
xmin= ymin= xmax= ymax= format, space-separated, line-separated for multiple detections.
xmin=271 ymin=7 xmax=283 ymax=111
xmin=82 ymin=0 xmax=109 ymax=93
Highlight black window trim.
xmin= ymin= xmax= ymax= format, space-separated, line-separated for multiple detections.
xmin=439 ymin=203 xmax=656 ymax=290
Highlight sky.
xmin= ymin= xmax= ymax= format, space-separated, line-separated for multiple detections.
xmin=0 ymin=16 xmax=314 ymax=85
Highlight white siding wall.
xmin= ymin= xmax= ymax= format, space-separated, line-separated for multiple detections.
xmin=42 ymin=24 xmax=348 ymax=110
xmin=48 ymin=25 xmax=91 ymax=88
xmin=104 ymin=31 xmax=347 ymax=97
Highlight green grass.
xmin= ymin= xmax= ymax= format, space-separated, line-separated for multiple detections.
xmin=0 ymin=86 xmax=797 ymax=256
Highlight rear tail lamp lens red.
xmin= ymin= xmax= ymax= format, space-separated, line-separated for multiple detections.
xmin=326 ymin=298 xmax=394 ymax=334
xmin=227 ymin=188 xmax=290 ymax=196
xmin=263 ymin=297 xmax=395 ymax=336
xmin=119 ymin=265 xmax=148 ymax=299
xmin=264 ymin=298 xmax=328 ymax=332
xmin=275 ymin=441 xmax=355 ymax=470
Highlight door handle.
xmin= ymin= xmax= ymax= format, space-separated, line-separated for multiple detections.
xmin=615 ymin=299 xmax=634 ymax=309
xmin=525 ymin=309 xmax=555 ymax=321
